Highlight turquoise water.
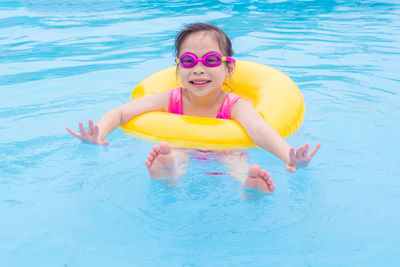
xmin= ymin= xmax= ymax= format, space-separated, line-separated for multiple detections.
xmin=1 ymin=0 xmax=400 ymax=266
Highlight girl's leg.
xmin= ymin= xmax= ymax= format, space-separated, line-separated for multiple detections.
xmin=171 ymin=147 xmax=189 ymax=177
xmin=220 ymin=151 xmax=275 ymax=194
xmin=219 ymin=150 xmax=249 ymax=182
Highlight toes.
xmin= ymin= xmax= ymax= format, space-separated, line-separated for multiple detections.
xmin=268 ymin=184 xmax=276 ymax=192
xmin=159 ymin=142 xmax=171 ymax=154
xmin=152 ymin=145 xmax=160 ymax=153
xmin=262 ymin=173 xmax=274 ymax=192
xmin=260 ymin=179 xmax=275 ymax=193
xmin=248 ymin=164 xmax=260 ymax=177
xmin=149 ymin=145 xmax=160 ymax=158
xmin=258 ymin=179 xmax=273 ymax=194
xmin=150 ymin=150 xmax=157 ymax=157
xmin=260 ymin=169 xmax=269 ymax=178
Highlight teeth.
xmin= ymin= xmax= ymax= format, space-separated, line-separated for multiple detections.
xmin=192 ymin=80 xmax=208 ymax=84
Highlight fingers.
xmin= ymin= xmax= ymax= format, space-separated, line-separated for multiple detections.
xmin=88 ymin=119 xmax=94 ymax=136
xmin=66 ymin=127 xmax=81 ymax=138
xmin=93 ymin=124 xmax=99 ymax=138
xmin=285 ymin=164 xmax=296 ymax=173
xmin=101 ymin=140 xmax=110 ymax=146
xmin=286 ymin=142 xmax=321 ymax=172
xmin=309 ymin=141 xmax=322 ymax=158
xmin=78 ymin=121 xmax=87 ymax=136
xmin=296 ymin=146 xmax=305 ymax=158
xmin=287 ymin=148 xmax=297 ymax=172
xmin=67 ymin=120 xmax=109 ymax=146
xmin=92 ymin=124 xmax=109 ymax=146
xmin=288 ymin=147 xmax=296 ymax=164
xmin=303 ymin=143 xmax=309 ymax=158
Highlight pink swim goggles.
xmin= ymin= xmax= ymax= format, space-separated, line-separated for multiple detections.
xmin=175 ymin=52 xmax=236 ymax=68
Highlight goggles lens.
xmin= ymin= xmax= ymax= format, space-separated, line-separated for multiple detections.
xmin=176 ymin=52 xmax=235 ymax=68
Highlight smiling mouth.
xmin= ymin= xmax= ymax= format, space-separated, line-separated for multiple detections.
xmin=190 ymin=80 xmax=210 ymax=85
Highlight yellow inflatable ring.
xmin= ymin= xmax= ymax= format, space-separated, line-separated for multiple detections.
xmin=121 ymin=60 xmax=304 ymax=150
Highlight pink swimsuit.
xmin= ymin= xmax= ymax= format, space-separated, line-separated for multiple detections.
xmin=168 ymin=87 xmax=240 ymax=119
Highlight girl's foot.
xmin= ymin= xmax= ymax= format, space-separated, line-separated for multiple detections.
xmin=145 ymin=142 xmax=177 ymax=179
xmin=244 ymin=164 xmax=275 ymax=194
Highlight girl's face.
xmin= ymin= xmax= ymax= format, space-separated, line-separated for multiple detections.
xmin=177 ymin=31 xmax=234 ymax=98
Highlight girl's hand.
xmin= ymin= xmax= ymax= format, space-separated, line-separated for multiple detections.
xmin=66 ymin=119 xmax=110 ymax=146
xmin=285 ymin=142 xmax=321 ymax=173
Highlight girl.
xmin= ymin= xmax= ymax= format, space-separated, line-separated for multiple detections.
xmin=67 ymin=23 xmax=321 ymax=194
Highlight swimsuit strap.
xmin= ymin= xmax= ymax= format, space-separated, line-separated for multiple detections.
xmin=216 ymin=92 xmax=240 ymax=119
xmin=168 ymin=87 xmax=183 ymax=115
xmin=169 ymin=88 xmax=240 ymax=119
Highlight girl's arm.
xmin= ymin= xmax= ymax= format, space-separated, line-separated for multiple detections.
xmin=231 ymin=99 xmax=321 ymax=172
xmin=67 ymin=91 xmax=170 ymax=145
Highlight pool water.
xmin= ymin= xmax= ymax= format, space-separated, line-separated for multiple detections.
xmin=1 ymin=0 xmax=400 ymax=266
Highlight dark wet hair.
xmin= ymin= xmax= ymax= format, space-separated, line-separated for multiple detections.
xmin=174 ymin=23 xmax=234 ymax=58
